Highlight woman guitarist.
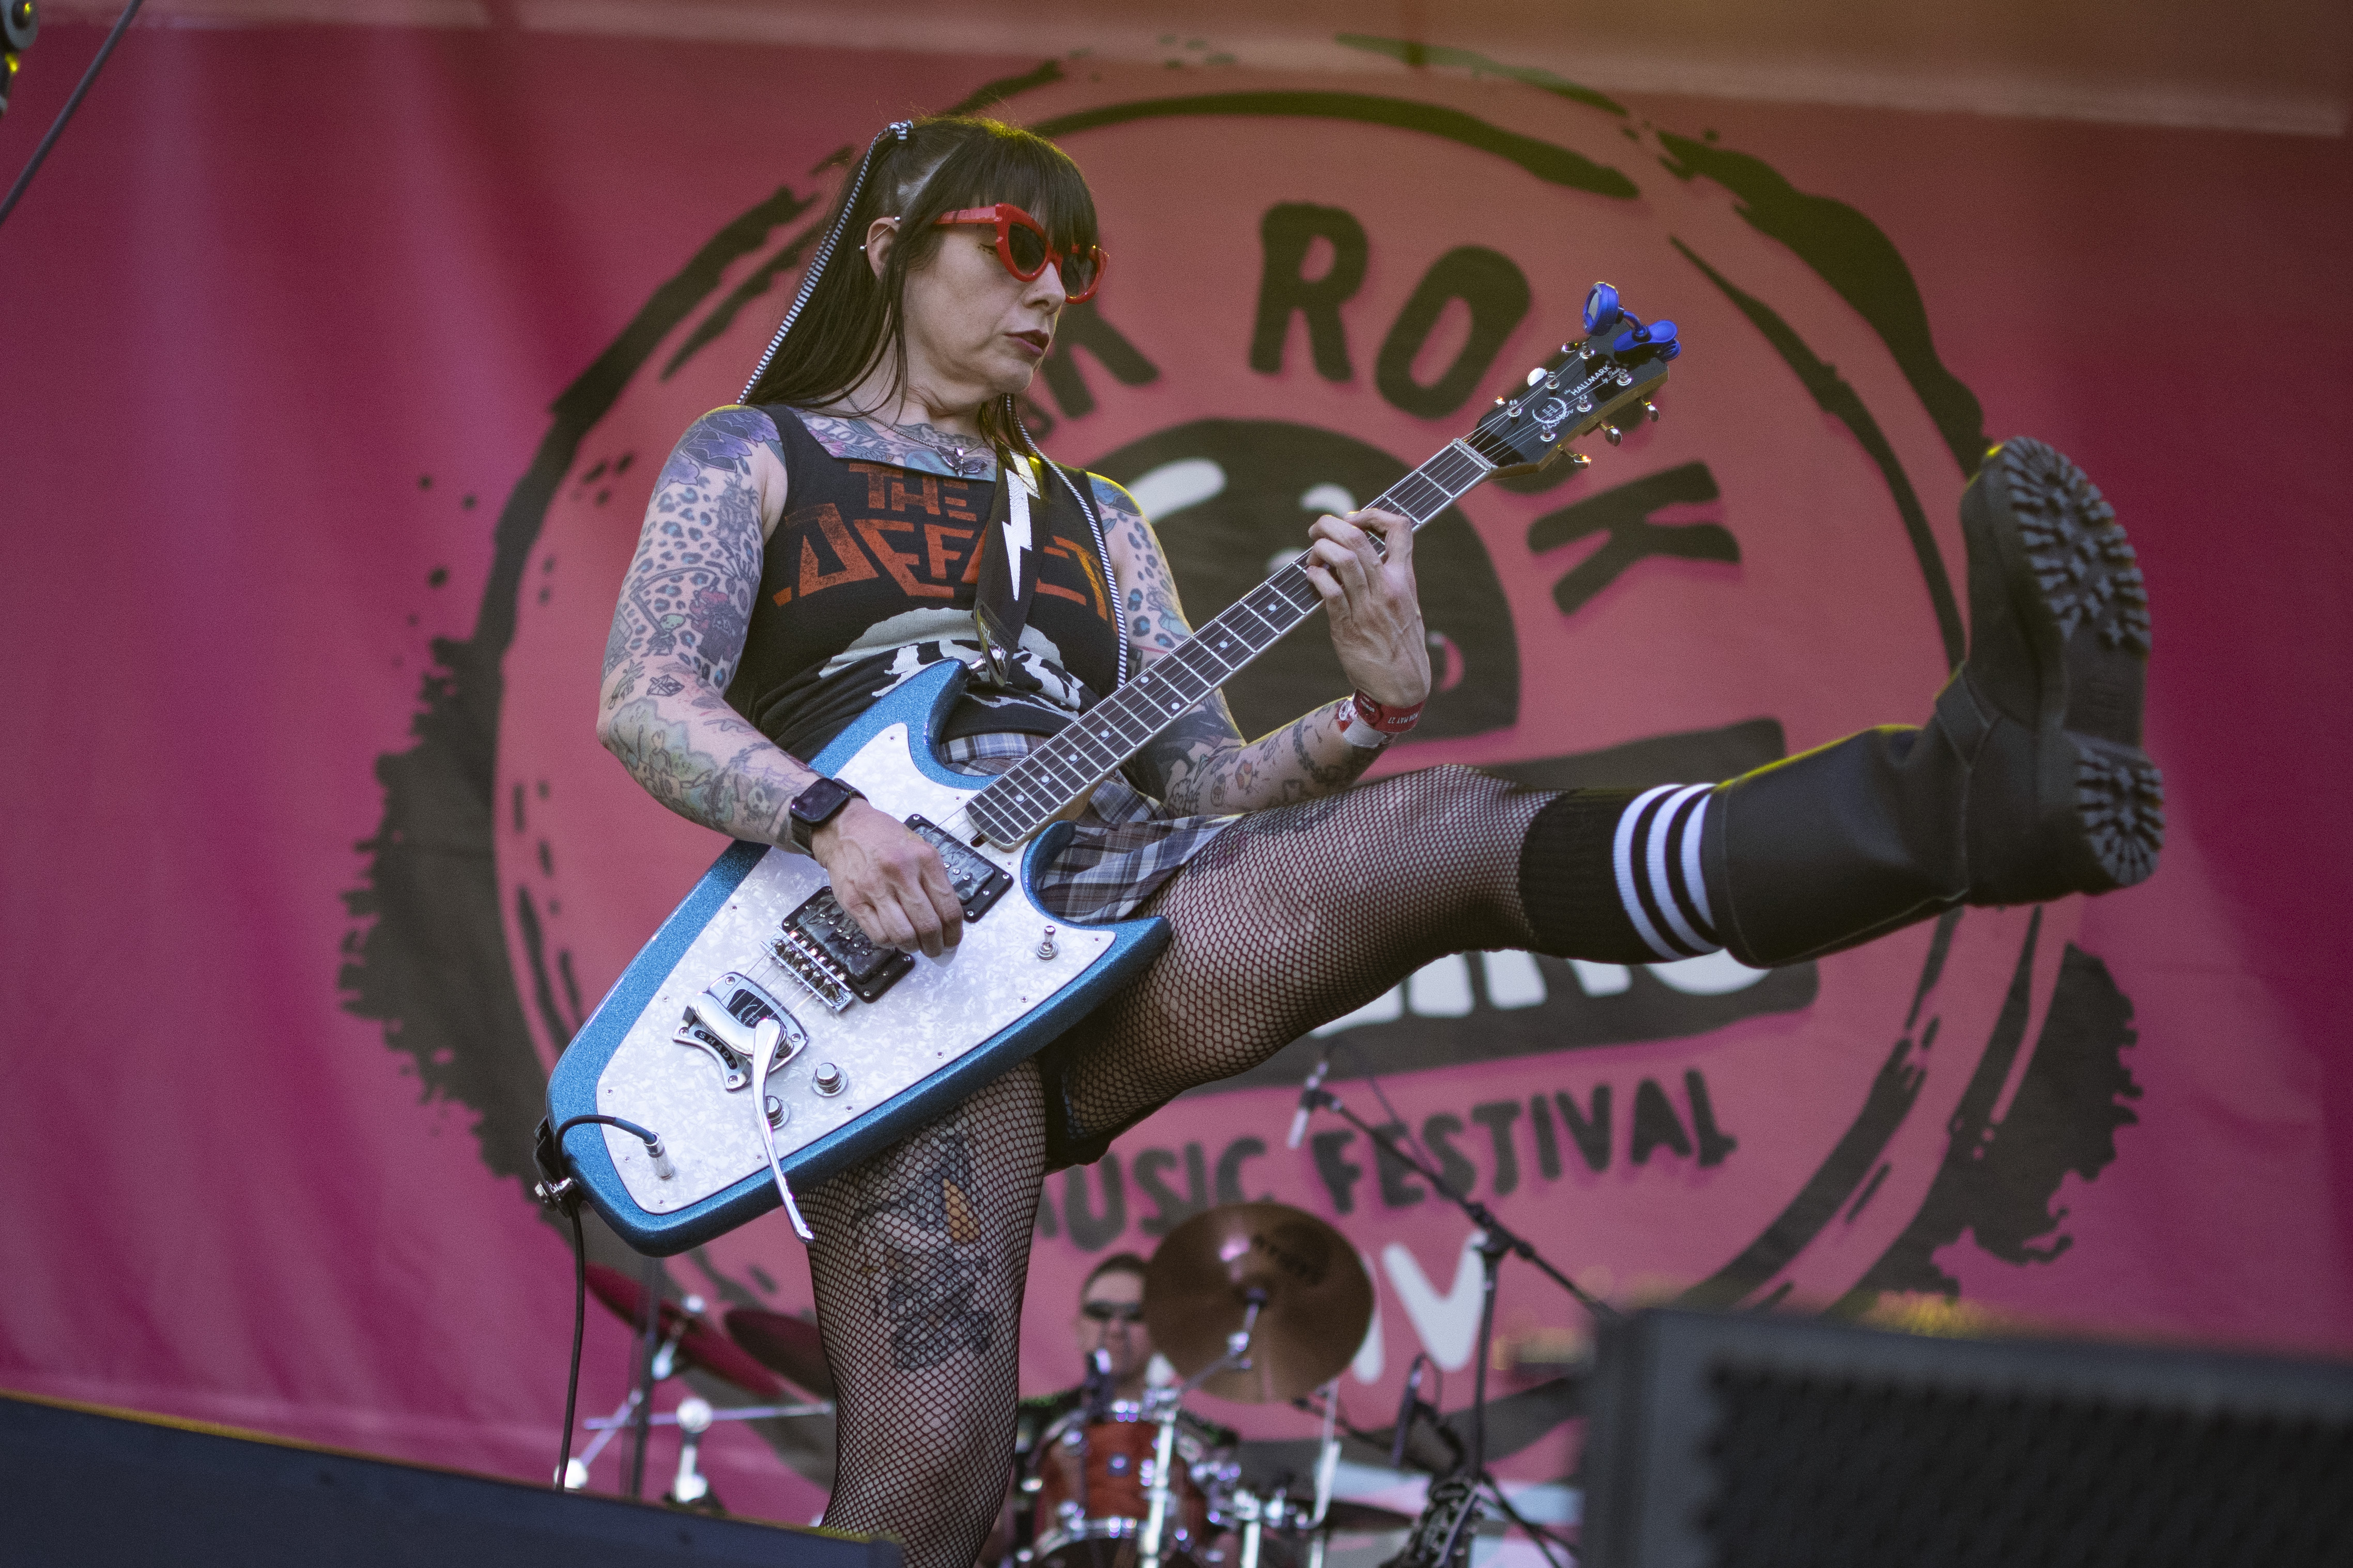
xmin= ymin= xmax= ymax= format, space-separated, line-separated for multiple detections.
xmin=594 ymin=116 xmax=2161 ymax=1568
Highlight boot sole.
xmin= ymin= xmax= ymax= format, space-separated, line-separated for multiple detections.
xmin=1972 ymin=438 xmax=2164 ymax=892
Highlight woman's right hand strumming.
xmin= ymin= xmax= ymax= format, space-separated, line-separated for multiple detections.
xmin=810 ymin=801 xmax=966 ymax=959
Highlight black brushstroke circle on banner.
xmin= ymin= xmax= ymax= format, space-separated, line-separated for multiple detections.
xmin=337 ymin=57 xmax=2140 ymax=1404
xmin=1093 ymin=420 xmax=1516 ymax=742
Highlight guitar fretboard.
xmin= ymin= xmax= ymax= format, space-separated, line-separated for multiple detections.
xmin=962 ymin=438 xmax=1496 ymax=847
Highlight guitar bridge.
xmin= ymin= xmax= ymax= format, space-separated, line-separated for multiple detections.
xmin=767 ymin=817 xmax=1010 ymax=1014
xmin=774 ymin=889 xmax=915 ymax=1011
xmin=673 ymin=974 xmax=805 ymax=1090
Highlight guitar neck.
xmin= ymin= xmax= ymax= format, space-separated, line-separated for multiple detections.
xmin=963 ymin=438 xmax=1497 ymax=846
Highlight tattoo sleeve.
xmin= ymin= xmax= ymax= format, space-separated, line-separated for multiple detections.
xmin=595 ymin=406 xmax=820 ymax=843
xmin=1095 ymin=478 xmax=1388 ymax=815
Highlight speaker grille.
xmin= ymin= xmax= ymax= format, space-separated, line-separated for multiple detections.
xmin=1701 ymin=1363 xmax=2353 ymax=1567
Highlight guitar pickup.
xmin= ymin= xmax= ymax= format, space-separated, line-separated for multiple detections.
xmin=673 ymin=974 xmax=805 ymax=1091
xmin=766 ymin=819 xmax=1005 ymax=1013
xmin=775 ymin=889 xmax=915 ymax=1010
xmin=906 ymin=815 xmax=1013 ymax=920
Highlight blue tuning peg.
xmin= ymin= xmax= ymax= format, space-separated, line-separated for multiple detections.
xmin=1582 ymin=282 xmax=1622 ymax=335
xmin=1611 ymin=318 xmax=1679 ymax=356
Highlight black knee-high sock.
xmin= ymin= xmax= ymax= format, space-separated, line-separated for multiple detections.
xmin=1518 ymin=786 xmax=1723 ymax=963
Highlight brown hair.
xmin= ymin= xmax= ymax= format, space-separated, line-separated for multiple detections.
xmin=1083 ymin=1252 xmax=1151 ymax=1292
xmin=743 ymin=115 xmax=1100 ymax=450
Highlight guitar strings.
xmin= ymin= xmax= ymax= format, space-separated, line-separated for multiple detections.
xmin=970 ymin=438 xmax=1493 ymax=840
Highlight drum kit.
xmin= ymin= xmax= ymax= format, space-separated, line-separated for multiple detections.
xmin=564 ymin=1202 xmax=1420 ymax=1564
xmin=562 ymin=1262 xmax=835 ymax=1507
xmin=1013 ymin=1203 xmax=1410 ymax=1568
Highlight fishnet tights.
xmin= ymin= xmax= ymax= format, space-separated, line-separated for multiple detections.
xmin=1054 ymin=765 xmax=1551 ymax=1143
xmin=805 ymin=1061 xmax=1046 ymax=1568
xmin=805 ymin=766 xmax=1552 ymax=1568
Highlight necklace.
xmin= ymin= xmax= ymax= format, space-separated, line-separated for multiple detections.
xmin=893 ymin=420 xmax=989 ymax=478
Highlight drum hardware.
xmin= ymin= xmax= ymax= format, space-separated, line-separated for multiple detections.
xmin=1022 ymin=1401 xmax=1226 ymax=1568
xmin=1286 ymin=1083 xmax=1616 ymax=1481
xmin=1227 ymin=1487 xmax=1269 ymax=1568
xmin=567 ymin=1265 xmax=810 ymax=1504
xmin=1137 ymin=1391 xmax=1182 ymax=1568
xmin=581 ymin=1400 xmax=834 ymax=1430
xmin=668 ymin=1396 xmax=715 ymax=1509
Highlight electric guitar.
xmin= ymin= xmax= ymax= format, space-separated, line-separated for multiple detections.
xmin=544 ymin=283 xmax=1682 ymax=1254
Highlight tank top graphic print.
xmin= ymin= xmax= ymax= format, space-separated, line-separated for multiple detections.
xmin=725 ymin=407 xmax=1125 ymax=764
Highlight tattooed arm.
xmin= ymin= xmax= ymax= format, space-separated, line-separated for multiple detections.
xmin=596 ymin=406 xmax=965 ymax=955
xmin=595 ymin=406 xmax=810 ymax=837
xmin=1096 ymin=478 xmax=1433 ymax=815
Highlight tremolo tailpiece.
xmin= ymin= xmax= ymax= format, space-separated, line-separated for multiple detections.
xmin=673 ymin=974 xmax=804 ymax=1090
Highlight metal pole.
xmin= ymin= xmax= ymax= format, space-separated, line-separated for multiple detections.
xmin=0 ymin=0 xmax=146 ymax=230
xmin=626 ymin=1255 xmax=659 ymax=1499
xmin=1469 ymin=1232 xmax=1507 ymax=1480
xmin=1138 ymin=1404 xmax=1179 ymax=1568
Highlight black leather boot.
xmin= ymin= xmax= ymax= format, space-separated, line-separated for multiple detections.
xmin=1700 ymin=438 xmax=2164 ymax=967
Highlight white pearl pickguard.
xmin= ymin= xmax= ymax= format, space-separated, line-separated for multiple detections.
xmin=587 ymin=720 xmax=1117 ymax=1215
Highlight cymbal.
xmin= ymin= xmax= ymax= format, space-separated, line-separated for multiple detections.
xmin=583 ymin=1264 xmax=785 ymax=1400
xmin=724 ymin=1307 xmax=836 ymax=1400
xmin=1144 ymin=1203 xmax=1372 ymax=1403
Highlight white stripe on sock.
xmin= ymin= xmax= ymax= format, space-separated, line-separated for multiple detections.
xmin=1647 ymin=784 xmax=1717 ymax=955
xmin=1613 ymin=785 xmax=1684 ymax=961
xmin=1680 ymin=788 xmax=1717 ymax=939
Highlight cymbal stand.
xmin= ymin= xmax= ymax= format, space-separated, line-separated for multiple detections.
xmin=564 ymin=1387 xmax=641 ymax=1490
xmin=1310 ymin=1373 xmax=1342 ymax=1513
xmin=1296 ymin=1088 xmax=1620 ymax=1566
xmin=565 ymin=1292 xmax=703 ymax=1496
xmin=1142 ymin=1288 xmax=1268 ymax=1568
xmin=669 ymin=1396 xmax=715 ymax=1508
xmin=627 ymin=1255 xmax=661 ymax=1498
xmin=1292 ymin=1393 xmax=1574 ymax=1568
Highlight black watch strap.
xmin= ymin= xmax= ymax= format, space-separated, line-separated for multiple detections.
xmin=787 ymin=775 xmax=865 ymax=853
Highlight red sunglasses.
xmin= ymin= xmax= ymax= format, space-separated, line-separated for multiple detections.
xmin=934 ymin=203 xmax=1106 ymax=302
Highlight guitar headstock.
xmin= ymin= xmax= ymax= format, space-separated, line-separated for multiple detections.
xmin=1466 ymin=281 xmax=1681 ymax=478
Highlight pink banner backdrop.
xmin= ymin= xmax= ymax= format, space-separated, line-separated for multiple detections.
xmin=3 ymin=15 xmax=2348 ymax=1531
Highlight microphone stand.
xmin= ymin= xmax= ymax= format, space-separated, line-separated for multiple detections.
xmin=1297 ymin=1083 xmax=1620 ymax=1564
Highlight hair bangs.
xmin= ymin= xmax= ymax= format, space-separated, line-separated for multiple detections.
xmin=906 ymin=121 xmax=1099 ymax=254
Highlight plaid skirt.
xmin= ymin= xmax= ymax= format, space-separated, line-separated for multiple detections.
xmin=941 ymin=732 xmax=1233 ymax=923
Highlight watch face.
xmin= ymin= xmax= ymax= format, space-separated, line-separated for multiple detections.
xmin=791 ymin=779 xmax=849 ymax=824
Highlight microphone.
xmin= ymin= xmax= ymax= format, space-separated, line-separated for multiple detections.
xmin=1286 ymin=1051 xmax=1333 ymax=1150
xmin=1389 ymin=1352 xmax=1428 ymax=1470
xmin=1082 ymin=1346 xmax=1113 ymax=1421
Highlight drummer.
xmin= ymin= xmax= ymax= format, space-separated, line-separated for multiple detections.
xmin=1071 ymin=1254 xmax=1154 ymax=1405
xmin=1012 ymin=1254 xmax=1157 ymax=1474
xmin=979 ymin=1255 xmax=1234 ymax=1568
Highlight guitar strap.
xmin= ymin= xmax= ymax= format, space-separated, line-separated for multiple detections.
xmin=971 ymin=448 xmax=1046 ymax=686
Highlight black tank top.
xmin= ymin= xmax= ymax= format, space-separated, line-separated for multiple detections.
xmin=726 ymin=408 xmax=1125 ymax=763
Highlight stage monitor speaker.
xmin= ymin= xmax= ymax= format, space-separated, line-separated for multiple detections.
xmin=1581 ymin=1307 xmax=2353 ymax=1568
xmin=0 ymin=1390 xmax=900 ymax=1568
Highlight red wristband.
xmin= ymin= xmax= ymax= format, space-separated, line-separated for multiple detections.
xmin=1350 ymin=691 xmax=1426 ymax=735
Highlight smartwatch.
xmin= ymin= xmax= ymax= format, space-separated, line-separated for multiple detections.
xmin=787 ymin=775 xmax=866 ymax=853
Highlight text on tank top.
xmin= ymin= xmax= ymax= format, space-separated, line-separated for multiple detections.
xmin=726 ymin=407 xmax=1124 ymax=763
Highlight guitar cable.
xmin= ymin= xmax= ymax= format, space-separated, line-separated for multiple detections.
xmin=558 ymin=1198 xmax=588 ymax=1492
xmin=538 ymin=1113 xmax=671 ymax=1491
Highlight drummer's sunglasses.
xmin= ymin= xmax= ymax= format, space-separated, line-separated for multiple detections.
xmin=934 ymin=203 xmax=1107 ymax=302
xmin=1081 ymin=1300 xmax=1145 ymax=1323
